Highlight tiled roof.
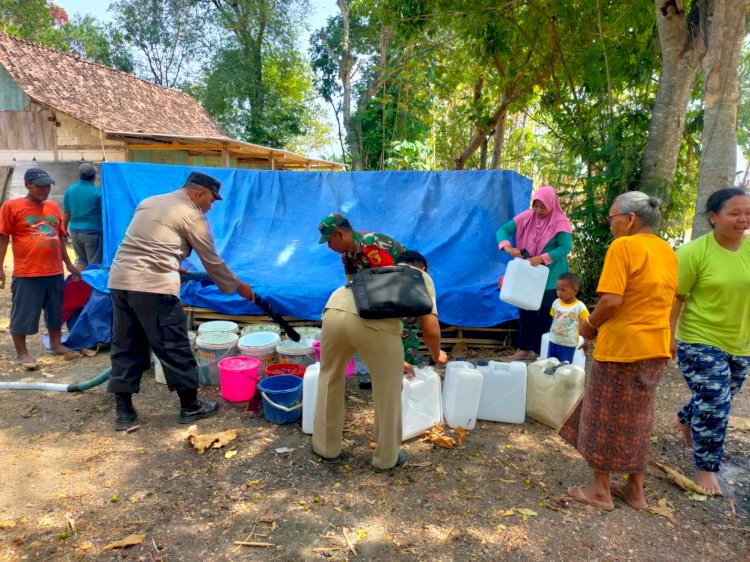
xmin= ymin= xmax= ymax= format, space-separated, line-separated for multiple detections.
xmin=0 ymin=33 xmax=226 ymax=137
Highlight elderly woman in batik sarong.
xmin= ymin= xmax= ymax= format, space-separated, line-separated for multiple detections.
xmin=559 ymin=191 xmax=677 ymax=511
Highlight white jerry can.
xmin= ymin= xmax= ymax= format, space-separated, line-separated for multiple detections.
xmin=476 ymin=360 xmax=528 ymax=424
xmin=499 ymin=258 xmax=550 ymax=310
xmin=539 ymin=333 xmax=586 ymax=368
xmin=526 ymin=358 xmax=586 ymax=430
xmin=401 ymin=366 xmax=442 ymax=440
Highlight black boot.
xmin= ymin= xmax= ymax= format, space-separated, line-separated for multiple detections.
xmin=178 ymin=389 xmax=219 ymax=424
xmin=114 ymin=393 xmax=137 ymax=431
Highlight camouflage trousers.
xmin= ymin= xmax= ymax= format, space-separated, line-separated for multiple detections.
xmin=402 ymin=318 xmax=421 ymax=366
xmin=677 ymin=342 xmax=750 ymax=472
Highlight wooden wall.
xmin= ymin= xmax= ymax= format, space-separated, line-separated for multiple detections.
xmin=0 ymin=105 xmax=55 ymax=151
xmin=129 ymin=149 xmax=273 ymax=169
xmin=0 ymin=103 xmax=127 ymax=164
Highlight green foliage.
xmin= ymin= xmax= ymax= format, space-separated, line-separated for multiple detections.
xmin=200 ymin=0 xmax=317 ymax=148
xmin=384 ymin=140 xmax=432 ymax=170
xmin=59 ymin=16 xmax=134 ymax=72
xmin=110 ymin=0 xmax=208 ymax=86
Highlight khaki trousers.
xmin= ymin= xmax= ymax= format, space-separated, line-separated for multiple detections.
xmin=312 ymin=308 xmax=404 ymax=470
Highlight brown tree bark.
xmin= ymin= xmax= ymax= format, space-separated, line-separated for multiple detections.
xmin=692 ymin=0 xmax=747 ymax=238
xmin=490 ymin=110 xmax=507 ymax=169
xmin=639 ymin=0 xmax=705 ymax=202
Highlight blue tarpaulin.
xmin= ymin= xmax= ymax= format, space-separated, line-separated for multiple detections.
xmin=94 ymin=163 xmax=532 ymax=327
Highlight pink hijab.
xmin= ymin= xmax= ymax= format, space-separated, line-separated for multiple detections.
xmin=514 ymin=186 xmax=572 ymax=256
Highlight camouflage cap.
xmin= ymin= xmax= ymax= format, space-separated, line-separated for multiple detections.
xmin=318 ymin=212 xmax=352 ymax=243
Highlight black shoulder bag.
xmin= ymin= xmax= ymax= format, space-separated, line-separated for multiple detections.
xmin=349 ymin=265 xmax=433 ymax=319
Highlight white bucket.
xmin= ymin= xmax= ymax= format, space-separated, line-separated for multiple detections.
xmin=295 ymin=326 xmax=321 ymax=341
xmin=154 ymin=331 xmax=198 ymax=385
xmin=241 ymin=323 xmax=281 ymax=336
xmin=197 ymin=320 xmax=239 ymax=335
xmin=196 ymin=331 xmax=238 ymax=385
xmin=238 ymin=332 xmax=280 ymax=377
xmin=276 ymin=338 xmax=316 ymax=367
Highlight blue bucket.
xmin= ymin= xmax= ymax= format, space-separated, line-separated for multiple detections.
xmin=257 ymin=374 xmax=303 ymax=424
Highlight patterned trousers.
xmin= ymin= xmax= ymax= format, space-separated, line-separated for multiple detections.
xmin=677 ymin=342 xmax=750 ymax=472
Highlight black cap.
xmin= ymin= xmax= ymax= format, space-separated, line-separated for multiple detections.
xmin=24 ymin=168 xmax=54 ymax=186
xmin=185 ymin=171 xmax=222 ymax=200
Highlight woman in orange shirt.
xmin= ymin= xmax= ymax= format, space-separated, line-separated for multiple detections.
xmin=559 ymin=191 xmax=677 ymax=511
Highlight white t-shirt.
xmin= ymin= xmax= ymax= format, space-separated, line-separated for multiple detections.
xmin=549 ymin=299 xmax=589 ymax=347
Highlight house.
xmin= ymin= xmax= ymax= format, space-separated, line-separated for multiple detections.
xmin=0 ymin=33 xmax=342 ymax=202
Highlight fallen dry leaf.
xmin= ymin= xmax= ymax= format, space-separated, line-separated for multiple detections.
xmin=649 ymin=498 xmax=675 ymax=518
xmin=188 ymin=429 xmax=239 ymax=454
xmin=421 ymin=424 xmax=456 ymax=449
xmin=455 ymin=426 xmax=468 ymax=447
xmin=686 ymin=490 xmax=708 ymax=501
xmin=225 ymin=449 xmax=238 ymax=459
xmin=258 ymin=512 xmax=276 ymax=523
xmin=101 ymin=533 xmax=145 ymax=551
xmin=0 ymin=520 xmax=16 ymax=529
xmin=729 ymin=416 xmax=750 ymax=431
xmin=651 ymin=460 xmax=707 ymax=495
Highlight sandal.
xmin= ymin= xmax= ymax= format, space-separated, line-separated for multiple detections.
xmin=15 ymin=359 xmax=39 ymax=371
xmin=610 ymin=481 xmax=648 ymax=511
xmin=567 ymin=485 xmax=614 ymax=511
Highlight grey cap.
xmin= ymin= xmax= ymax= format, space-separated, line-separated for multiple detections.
xmin=24 ymin=168 xmax=54 ymax=186
xmin=78 ymin=163 xmax=96 ymax=180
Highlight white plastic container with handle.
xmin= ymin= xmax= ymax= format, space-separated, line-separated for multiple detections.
xmin=301 ymin=362 xmax=320 ymax=434
xmin=442 ymin=365 xmax=483 ymax=430
xmin=526 ymin=358 xmax=585 ymax=430
xmin=401 ymin=366 xmax=442 ymax=440
xmin=477 ymin=360 xmax=528 ymax=424
xmin=499 ymin=258 xmax=550 ymax=310
xmin=539 ymin=332 xmax=586 ymax=368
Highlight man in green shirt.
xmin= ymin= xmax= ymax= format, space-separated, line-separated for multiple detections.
xmin=62 ymin=163 xmax=103 ymax=267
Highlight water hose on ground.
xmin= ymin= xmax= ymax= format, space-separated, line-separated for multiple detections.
xmin=0 ymin=272 xmax=298 ymax=391
xmin=0 ymin=367 xmax=111 ymax=392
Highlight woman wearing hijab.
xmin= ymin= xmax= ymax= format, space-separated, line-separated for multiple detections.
xmin=496 ymin=185 xmax=573 ymax=360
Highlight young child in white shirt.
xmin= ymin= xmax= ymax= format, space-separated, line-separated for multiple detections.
xmin=548 ymin=272 xmax=589 ymax=363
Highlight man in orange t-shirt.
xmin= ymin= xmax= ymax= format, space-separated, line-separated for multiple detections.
xmin=0 ymin=168 xmax=80 ymax=370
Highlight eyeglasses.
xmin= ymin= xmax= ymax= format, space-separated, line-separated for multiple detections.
xmin=606 ymin=212 xmax=629 ymax=224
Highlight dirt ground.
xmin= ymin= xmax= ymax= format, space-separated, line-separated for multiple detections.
xmin=0 ymin=283 xmax=748 ymax=562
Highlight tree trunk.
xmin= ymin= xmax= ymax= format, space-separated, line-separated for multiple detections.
xmin=639 ymin=0 xmax=704 ymax=202
xmin=490 ymin=110 xmax=507 ymax=169
xmin=515 ymin=113 xmax=527 ymax=174
xmin=692 ymin=0 xmax=747 ymax=238
xmin=337 ymin=0 xmax=361 ymax=170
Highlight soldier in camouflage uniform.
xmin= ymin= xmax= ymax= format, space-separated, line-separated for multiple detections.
xmin=397 ymin=250 xmax=430 ymax=367
xmin=317 ymin=212 xmax=405 ymax=279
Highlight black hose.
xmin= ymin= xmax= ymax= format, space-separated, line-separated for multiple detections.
xmin=181 ymin=272 xmax=301 ymax=341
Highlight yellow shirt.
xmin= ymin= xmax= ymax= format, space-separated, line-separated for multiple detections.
xmin=593 ymin=234 xmax=677 ymax=363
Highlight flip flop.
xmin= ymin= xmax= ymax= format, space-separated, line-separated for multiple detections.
xmin=567 ymin=485 xmax=614 ymax=511
xmin=16 ymin=360 xmax=39 ymax=371
xmin=610 ymin=481 xmax=649 ymax=510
